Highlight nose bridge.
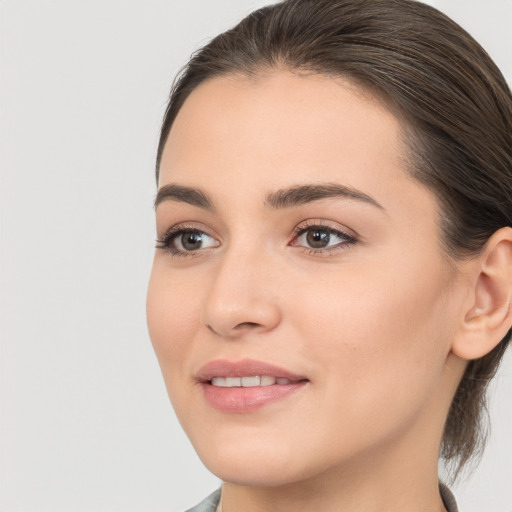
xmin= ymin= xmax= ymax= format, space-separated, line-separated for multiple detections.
xmin=201 ymin=237 xmax=280 ymax=337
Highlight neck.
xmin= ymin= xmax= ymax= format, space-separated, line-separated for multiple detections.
xmin=220 ymin=451 xmax=447 ymax=512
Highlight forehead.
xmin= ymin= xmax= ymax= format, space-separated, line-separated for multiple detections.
xmin=162 ymin=72 xmax=405 ymax=179
xmin=159 ymin=71 xmax=435 ymax=221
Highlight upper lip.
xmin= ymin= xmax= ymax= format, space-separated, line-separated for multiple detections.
xmin=196 ymin=358 xmax=308 ymax=383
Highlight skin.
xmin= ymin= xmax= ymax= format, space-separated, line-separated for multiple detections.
xmin=147 ymin=72 xmax=509 ymax=512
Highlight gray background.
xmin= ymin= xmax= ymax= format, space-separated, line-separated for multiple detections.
xmin=1 ymin=1 xmax=511 ymax=511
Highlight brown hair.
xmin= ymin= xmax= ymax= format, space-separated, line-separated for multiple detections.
xmin=156 ymin=0 xmax=512 ymax=479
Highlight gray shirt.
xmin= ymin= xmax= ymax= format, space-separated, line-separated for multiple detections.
xmin=185 ymin=484 xmax=458 ymax=512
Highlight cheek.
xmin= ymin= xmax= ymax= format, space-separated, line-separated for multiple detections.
xmin=293 ymin=256 xmax=454 ymax=405
xmin=146 ymin=262 xmax=200 ymax=374
xmin=276 ymin=260 xmax=455 ymax=467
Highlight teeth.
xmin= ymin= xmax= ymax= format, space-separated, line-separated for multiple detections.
xmin=226 ymin=377 xmax=241 ymax=387
xmin=260 ymin=376 xmax=276 ymax=386
xmin=210 ymin=376 xmax=289 ymax=387
xmin=211 ymin=377 xmax=228 ymax=387
xmin=242 ymin=376 xmax=260 ymax=387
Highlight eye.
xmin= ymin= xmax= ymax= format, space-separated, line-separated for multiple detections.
xmin=299 ymin=228 xmax=334 ymax=249
xmin=175 ymin=230 xmax=216 ymax=251
xmin=291 ymin=223 xmax=357 ymax=253
xmin=156 ymin=227 xmax=219 ymax=256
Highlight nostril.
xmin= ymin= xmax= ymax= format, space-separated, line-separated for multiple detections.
xmin=206 ymin=321 xmax=261 ymax=336
xmin=234 ymin=322 xmax=261 ymax=330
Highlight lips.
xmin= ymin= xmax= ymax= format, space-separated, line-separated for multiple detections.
xmin=197 ymin=359 xmax=309 ymax=413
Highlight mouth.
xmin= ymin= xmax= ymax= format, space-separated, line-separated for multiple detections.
xmin=197 ymin=359 xmax=309 ymax=413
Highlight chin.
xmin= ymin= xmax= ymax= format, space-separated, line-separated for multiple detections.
xmin=201 ymin=453 xmax=313 ymax=487
xmin=208 ymin=464 xmax=291 ymax=487
xmin=197 ymin=437 xmax=290 ymax=483
xmin=187 ymin=424 xmax=339 ymax=488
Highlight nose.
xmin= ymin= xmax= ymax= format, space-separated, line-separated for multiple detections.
xmin=200 ymin=244 xmax=282 ymax=338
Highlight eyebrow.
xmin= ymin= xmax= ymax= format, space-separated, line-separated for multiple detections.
xmin=154 ymin=183 xmax=215 ymax=210
xmin=154 ymin=182 xmax=384 ymax=211
xmin=265 ymin=183 xmax=384 ymax=210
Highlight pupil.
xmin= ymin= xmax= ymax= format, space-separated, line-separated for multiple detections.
xmin=306 ymin=229 xmax=330 ymax=248
xmin=182 ymin=232 xmax=203 ymax=250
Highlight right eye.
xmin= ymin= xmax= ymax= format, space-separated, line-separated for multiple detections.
xmin=156 ymin=228 xmax=219 ymax=256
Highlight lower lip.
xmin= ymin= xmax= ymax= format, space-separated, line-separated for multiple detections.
xmin=202 ymin=382 xmax=307 ymax=413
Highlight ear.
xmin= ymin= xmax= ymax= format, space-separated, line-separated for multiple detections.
xmin=451 ymin=227 xmax=512 ymax=360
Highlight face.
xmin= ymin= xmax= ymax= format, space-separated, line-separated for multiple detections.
xmin=147 ymin=72 xmax=467 ymax=487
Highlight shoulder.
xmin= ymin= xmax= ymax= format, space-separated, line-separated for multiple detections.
xmin=439 ymin=482 xmax=459 ymax=512
xmin=183 ymin=488 xmax=221 ymax=512
xmin=180 ymin=485 xmax=456 ymax=512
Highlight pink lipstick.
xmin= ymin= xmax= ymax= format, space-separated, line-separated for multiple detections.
xmin=197 ymin=359 xmax=309 ymax=413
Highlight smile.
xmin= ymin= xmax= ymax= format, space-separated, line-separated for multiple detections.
xmin=197 ymin=359 xmax=309 ymax=413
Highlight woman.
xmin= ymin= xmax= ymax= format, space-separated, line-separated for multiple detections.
xmin=146 ymin=0 xmax=512 ymax=510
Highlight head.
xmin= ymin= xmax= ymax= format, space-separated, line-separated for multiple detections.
xmin=148 ymin=0 xmax=512 ymax=484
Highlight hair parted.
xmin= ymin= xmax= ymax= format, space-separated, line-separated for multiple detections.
xmin=156 ymin=0 xmax=512 ymax=480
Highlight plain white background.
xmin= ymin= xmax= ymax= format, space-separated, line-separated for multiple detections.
xmin=1 ymin=1 xmax=511 ymax=511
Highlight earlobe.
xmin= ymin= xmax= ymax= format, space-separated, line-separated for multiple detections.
xmin=452 ymin=227 xmax=512 ymax=361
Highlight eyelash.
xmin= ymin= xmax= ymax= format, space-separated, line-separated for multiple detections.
xmin=291 ymin=220 xmax=357 ymax=256
xmin=155 ymin=224 xmax=215 ymax=258
xmin=155 ymin=221 xmax=358 ymax=258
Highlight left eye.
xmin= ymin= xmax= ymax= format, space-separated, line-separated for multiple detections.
xmin=294 ymin=227 xmax=354 ymax=249
xmin=156 ymin=228 xmax=219 ymax=256
xmin=174 ymin=230 xmax=217 ymax=252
